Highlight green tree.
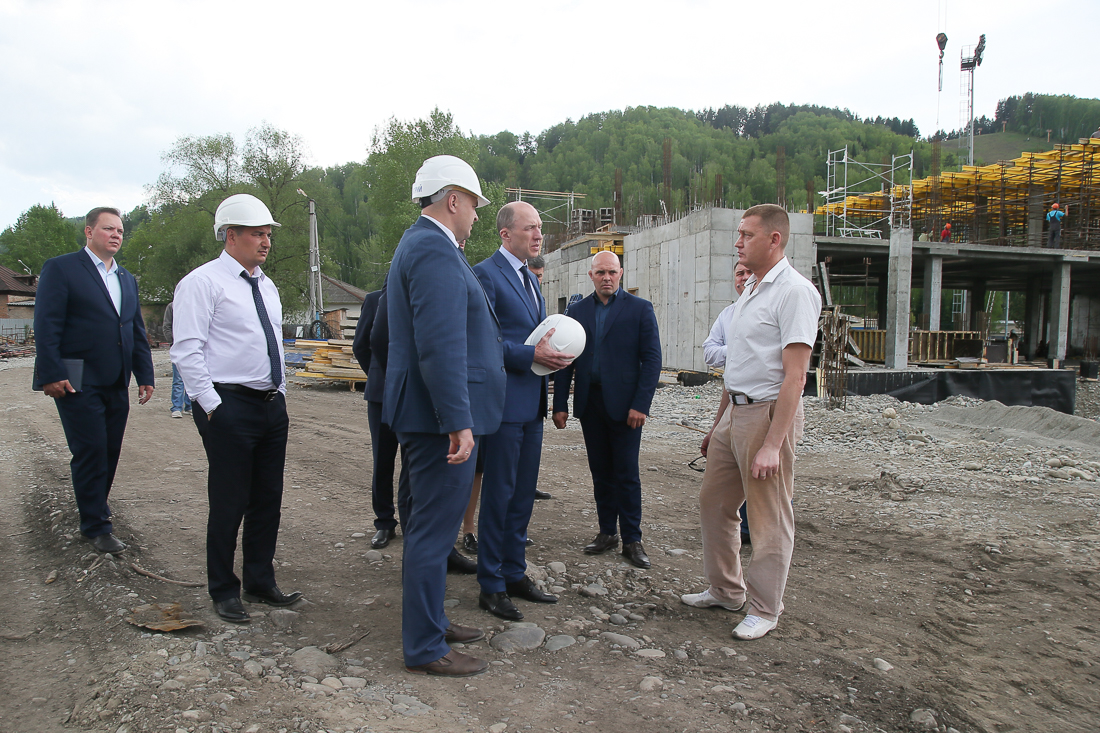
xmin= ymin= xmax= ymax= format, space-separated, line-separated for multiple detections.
xmin=127 ymin=123 xmax=312 ymax=308
xmin=0 ymin=203 xmax=82 ymax=274
xmin=360 ymin=108 xmax=501 ymax=290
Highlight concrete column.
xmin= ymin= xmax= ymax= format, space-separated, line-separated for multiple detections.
xmin=1024 ymin=276 xmax=1042 ymax=360
xmin=922 ymin=256 xmax=943 ymax=331
xmin=1050 ymin=262 xmax=1071 ymax=361
xmin=885 ymin=227 xmax=913 ymax=369
xmin=1028 ymin=186 xmax=1045 ymax=248
xmin=972 ymin=280 xmax=988 ymax=331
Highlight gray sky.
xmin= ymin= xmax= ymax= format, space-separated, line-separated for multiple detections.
xmin=1 ymin=0 xmax=1095 ymax=231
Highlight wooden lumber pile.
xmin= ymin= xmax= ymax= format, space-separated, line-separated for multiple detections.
xmin=290 ymin=338 xmax=367 ymax=383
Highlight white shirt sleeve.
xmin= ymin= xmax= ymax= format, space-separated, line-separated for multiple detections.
xmin=170 ymin=273 xmax=221 ymax=412
xmin=702 ymin=310 xmax=728 ymax=368
xmin=778 ymin=283 xmax=822 ymax=349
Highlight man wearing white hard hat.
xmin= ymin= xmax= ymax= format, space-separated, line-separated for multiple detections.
xmin=471 ymin=202 xmax=574 ymax=621
xmin=384 ymin=155 xmax=505 ymax=677
xmin=553 ymin=250 xmax=662 ymax=569
xmin=171 ymin=193 xmax=303 ymax=624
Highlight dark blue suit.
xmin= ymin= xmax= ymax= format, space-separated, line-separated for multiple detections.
xmin=34 ymin=249 xmax=154 ymax=537
xmin=384 ymin=217 xmax=505 ymax=667
xmin=553 ymin=289 xmax=661 ymax=543
xmin=353 ymin=290 xmax=409 ymax=532
xmin=472 ymin=250 xmax=547 ymax=595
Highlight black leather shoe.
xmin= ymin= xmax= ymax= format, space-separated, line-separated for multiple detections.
xmin=583 ymin=532 xmax=619 ymax=555
xmin=534 ymin=489 xmax=553 ymax=500
xmin=525 ymin=538 xmax=534 ymax=547
xmin=463 ymin=533 xmax=478 ymax=553
xmin=242 ymin=586 xmax=303 ymax=607
xmin=371 ymin=528 xmax=396 ymax=549
xmin=447 ymin=550 xmax=477 ymax=574
xmin=479 ymin=591 xmax=523 ymax=620
xmin=444 ymin=622 xmax=485 ymax=643
xmin=621 ymin=541 xmax=651 ymax=569
xmin=506 ymin=576 xmax=557 ymax=604
xmin=85 ymin=532 xmax=127 ymax=554
xmin=741 ymin=533 xmax=752 ymax=546
xmin=214 ymin=597 xmax=251 ymax=623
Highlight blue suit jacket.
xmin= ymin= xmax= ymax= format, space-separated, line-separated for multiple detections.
xmin=34 ymin=249 xmax=154 ymax=389
xmin=473 ymin=249 xmax=547 ymax=424
xmin=382 ymin=217 xmax=505 ymax=436
xmin=352 ymin=289 xmax=384 ymax=403
xmin=553 ymin=289 xmax=661 ymax=422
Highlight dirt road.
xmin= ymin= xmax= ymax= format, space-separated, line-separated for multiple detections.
xmin=1 ymin=351 xmax=1097 ymax=733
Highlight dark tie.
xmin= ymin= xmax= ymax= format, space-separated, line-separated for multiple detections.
xmin=241 ymin=272 xmax=283 ymax=389
xmin=520 ymin=265 xmax=540 ymax=315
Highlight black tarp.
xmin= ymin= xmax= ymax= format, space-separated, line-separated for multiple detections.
xmin=804 ymin=368 xmax=1076 ymax=414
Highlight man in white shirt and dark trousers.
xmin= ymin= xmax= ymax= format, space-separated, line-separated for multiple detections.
xmin=171 ymin=194 xmax=303 ymax=623
xmin=681 ymin=204 xmax=820 ymax=640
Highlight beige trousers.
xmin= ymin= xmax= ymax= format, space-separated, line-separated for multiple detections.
xmin=698 ymin=400 xmax=802 ymax=621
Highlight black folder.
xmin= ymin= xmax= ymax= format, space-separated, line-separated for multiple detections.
xmin=32 ymin=358 xmax=84 ymax=392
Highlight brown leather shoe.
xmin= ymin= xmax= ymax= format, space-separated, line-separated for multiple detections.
xmin=444 ymin=623 xmax=485 ymax=644
xmin=406 ymin=649 xmax=488 ymax=677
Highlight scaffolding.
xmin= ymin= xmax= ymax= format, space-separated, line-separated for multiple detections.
xmin=821 ymin=148 xmax=913 ymax=237
xmin=818 ymin=137 xmax=1100 ymax=249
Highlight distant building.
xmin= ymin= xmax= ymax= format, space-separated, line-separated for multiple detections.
xmin=0 ymin=264 xmax=37 ymax=319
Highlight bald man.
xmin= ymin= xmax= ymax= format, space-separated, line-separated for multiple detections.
xmin=471 ymin=202 xmax=572 ymax=620
xmin=553 ymin=251 xmax=662 ymax=568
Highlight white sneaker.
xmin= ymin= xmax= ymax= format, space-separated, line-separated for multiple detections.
xmin=680 ymin=588 xmax=745 ymax=612
xmin=733 ymin=614 xmax=777 ymax=640
xmin=171 ymin=410 xmax=182 ymax=418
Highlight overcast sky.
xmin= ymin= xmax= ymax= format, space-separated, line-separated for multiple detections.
xmin=1 ymin=0 xmax=1095 ymax=231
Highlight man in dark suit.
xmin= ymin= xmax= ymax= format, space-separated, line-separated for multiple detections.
xmin=352 ymin=290 xmax=403 ymax=549
xmin=471 ymin=202 xmax=572 ymax=621
xmin=34 ymin=207 xmax=155 ymax=554
xmin=553 ymin=250 xmax=662 ymax=568
xmin=354 ymin=285 xmax=478 ymax=572
xmin=385 ymin=155 xmax=505 ymax=677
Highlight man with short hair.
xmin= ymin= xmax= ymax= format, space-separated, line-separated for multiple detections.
xmin=472 ymin=202 xmax=572 ymax=621
xmin=34 ymin=207 xmax=155 ymax=554
xmin=700 ymin=259 xmax=753 ymax=544
xmin=172 ymin=193 xmax=302 ymax=624
xmin=385 ymin=155 xmax=506 ymax=677
xmin=553 ymin=251 xmax=662 ymax=569
xmin=680 ymin=204 xmax=820 ymax=641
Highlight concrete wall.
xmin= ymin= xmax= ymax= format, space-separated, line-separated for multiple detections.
xmin=1070 ymin=294 xmax=1100 ymax=356
xmin=541 ymin=207 xmax=815 ymax=371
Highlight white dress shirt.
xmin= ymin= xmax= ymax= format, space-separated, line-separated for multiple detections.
xmin=170 ymin=250 xmax=286 ymax=412
xmin=722 ymin=257 xmax=821 ymax=402
xmin=84 ymin=246 xmax=121 ymax=314
xmin=420 ymin=214 xmax=461 ymax=248
xmin=702 ymin=302 xmax=737 ymax=368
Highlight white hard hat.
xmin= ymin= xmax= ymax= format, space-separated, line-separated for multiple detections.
xmin=411 ymin=155 xmax=490 ymax=208
xmin=524 ymin=314 xmax=587 ymax=376
xmin=214 ymin=194 xmax=281 ymax=242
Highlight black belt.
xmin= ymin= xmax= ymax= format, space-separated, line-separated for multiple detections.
xmin=213 ymin=382 xmax=280 ymax=401
xmin=731 ymin=392 xmax=754 ymax=405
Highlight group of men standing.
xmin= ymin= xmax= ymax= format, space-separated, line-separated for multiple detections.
xmin=34 ymin=155 xmax=820 ymax=679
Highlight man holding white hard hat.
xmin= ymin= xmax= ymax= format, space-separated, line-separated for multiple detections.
xmin=384 ymin=155 xmax=505 ymax=677
xmin=471 ymin=201 xmax=574 ymax=620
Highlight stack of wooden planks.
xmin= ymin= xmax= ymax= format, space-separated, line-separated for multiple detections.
xmin=291 ymin=338 xmax=367 ymax=385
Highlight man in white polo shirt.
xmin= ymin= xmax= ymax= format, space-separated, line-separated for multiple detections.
xmin=681 ymin=203 xmax=820 ymax=640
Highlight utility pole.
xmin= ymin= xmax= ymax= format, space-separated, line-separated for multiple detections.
xmin=298 ymin=189 xmax=324 ymax=336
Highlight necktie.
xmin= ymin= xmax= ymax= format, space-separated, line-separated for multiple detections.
xmin=241 ymin=272 xmax=283 ymax=389
xmin=520 ymin=265 xmax=540 ymax=315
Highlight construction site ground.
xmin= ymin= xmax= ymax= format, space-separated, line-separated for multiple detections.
xmin=1 ymin=350 xmax=1098 ymax=733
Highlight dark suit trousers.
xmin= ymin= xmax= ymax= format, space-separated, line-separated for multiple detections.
xmin=579 ymin=385 xmax=644 ymax=544
xmin=194 ymin=389 xmax=289 ymax=602
xmin=396 ymin=431 xmax=478 ymax=667
xmin=477 ymin=418 xmax=543 ymax=594
xmin=54 ymin=382 xmax=129 ymax=537
xmin=368 ymin=400 xmax=409 ymax=531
